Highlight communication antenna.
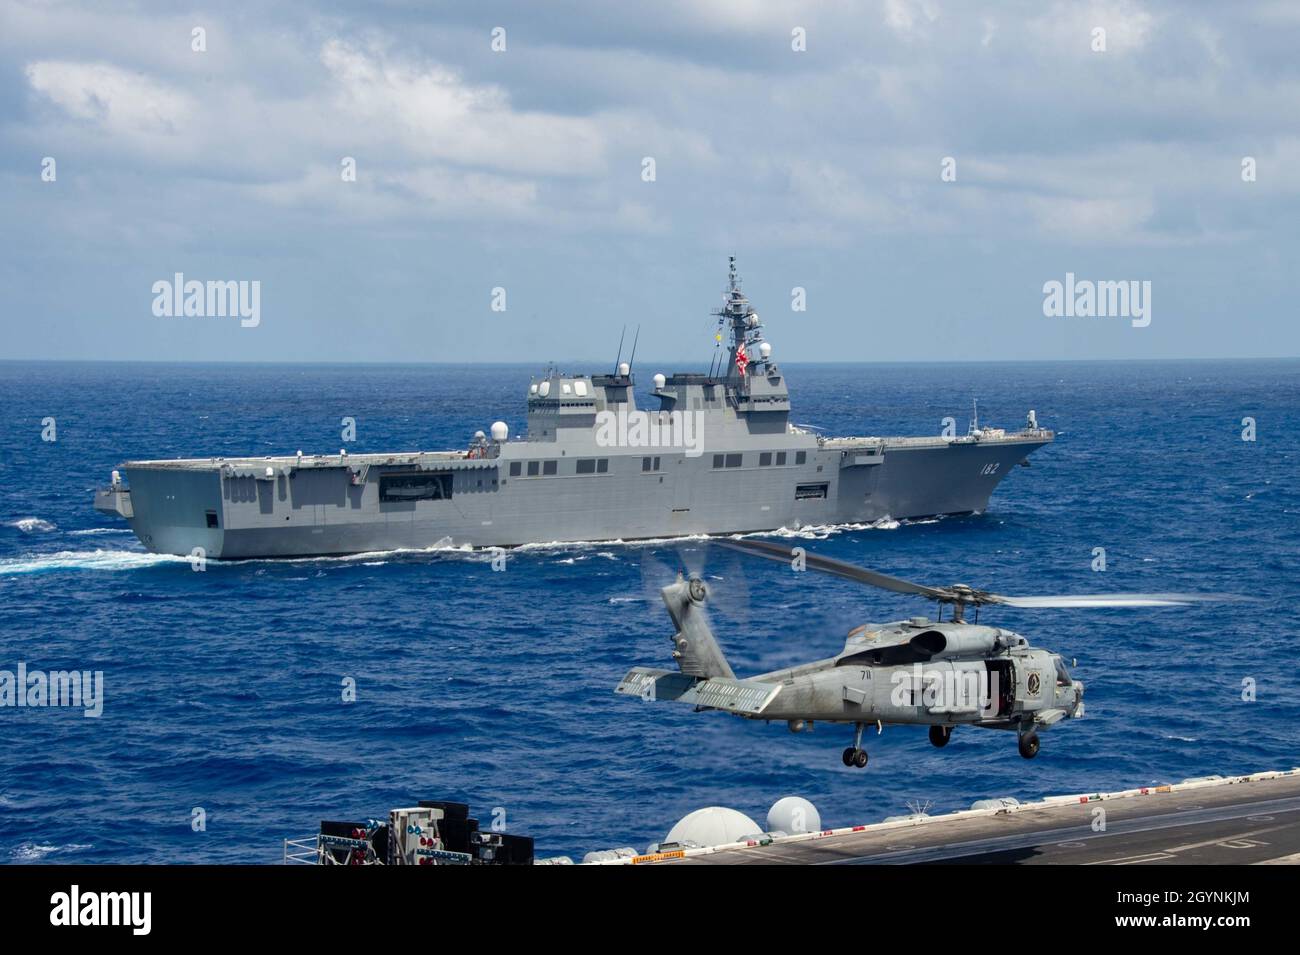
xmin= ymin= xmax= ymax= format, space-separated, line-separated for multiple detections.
xmin=627 ymin=326 xmax=641 ymax=374
xmin=613 ymin=326 xmax=627 ymax=375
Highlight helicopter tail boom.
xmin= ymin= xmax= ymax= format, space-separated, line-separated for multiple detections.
xmin=614 ymin=667 xmax=780 ymax=715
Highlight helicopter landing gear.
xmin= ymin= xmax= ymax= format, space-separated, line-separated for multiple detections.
xmin=929 ymin=725 xmax=952 ymax=748
xmin=842 ymin=722 xmax=869 ymax=769
xmin=1018 ymin=730 xmax=1040 ymax=759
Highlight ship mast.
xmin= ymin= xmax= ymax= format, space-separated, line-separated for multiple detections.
xmin=710 ymin=256 xmax=765 ymax=387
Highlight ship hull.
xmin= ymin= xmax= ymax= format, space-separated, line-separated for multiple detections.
xmin=111 ymin=436 xmax=1048 ymax=560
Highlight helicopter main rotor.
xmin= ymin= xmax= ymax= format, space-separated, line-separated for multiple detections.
xmin=719 ymin=538 xmax=1226 ymax=622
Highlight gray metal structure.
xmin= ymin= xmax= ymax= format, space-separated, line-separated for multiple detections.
xmin=94 ymin=259 xmax=1053 ymax=559
xmin=617 ymin=539 xmax=1216 ymax=766
xmin=655 ymin=771 xmax=1300 ymax=865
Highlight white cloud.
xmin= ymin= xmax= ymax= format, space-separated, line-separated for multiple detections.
xmin=884 ymin=0 xmax=941 ymax=35
xmin=7 ymin=1 xmax=1299 ymax=250
xmin=1026 ymin=1 xmax=1156 ymax=55
xmin=25 ymin=60 xmax=193 ymax=134
xmin=1026 ymin=194 xmax=1155 ymax=239
xmin=319 ymin=39 xmax=608 ymax=177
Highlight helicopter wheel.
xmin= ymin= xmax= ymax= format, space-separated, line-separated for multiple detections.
xmin=852 ymin=749 xmax=869 ymax=769
xmin=929 ymin=725 xmax=952 ymax=748
xmin=841 ymin=747 xmax=856 ymax=767
xmin=1018 ymin=732 xmax=1040 ymax=760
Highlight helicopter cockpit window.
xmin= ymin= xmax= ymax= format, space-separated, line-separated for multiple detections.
xmin=1055 ymin=658 xmax=1072 ymax=686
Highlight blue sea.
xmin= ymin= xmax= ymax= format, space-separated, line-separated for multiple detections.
xmin=1 ymin=359 xmax=1297 ymax=863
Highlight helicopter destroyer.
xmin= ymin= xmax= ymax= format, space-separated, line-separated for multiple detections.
xmin=93 ymin=259 xmax=1054 ymax=559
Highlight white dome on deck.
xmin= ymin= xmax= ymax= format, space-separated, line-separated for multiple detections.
xmin=767 ymin=796 xmax=820 ymax=835
xmin=663 ymin=807 xmax=761 ymax=849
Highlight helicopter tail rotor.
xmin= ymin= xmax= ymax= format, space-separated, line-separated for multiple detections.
xmin=638 ymin=540 xmax=752 ymax=625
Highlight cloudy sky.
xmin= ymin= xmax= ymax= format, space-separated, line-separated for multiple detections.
xmin=2 ymin=0 xmax=1297 ymax=363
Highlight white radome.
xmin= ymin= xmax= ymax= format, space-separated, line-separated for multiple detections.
xmin=663 ymin=807 xmax=762 ymax=849
xmin=490 ymin=421 xmax=509 ymax=442
xmin=759 ymin=342 xmax=772 ymax=359
xmin=529 ymin=383 xmax=538 ymax=395
xmin=767 ymin=796 xmax=820 ymax=836
xmin=538 ymin=381 xmax=550 ymax=397
xmin=653 ymin=373 xmax=666 ymax=390
xmin=618 ymin=361 xmax=630 ymax=376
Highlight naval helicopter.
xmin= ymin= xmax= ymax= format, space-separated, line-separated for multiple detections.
xmin=616 ymin=538 xmax=1220 ymax=767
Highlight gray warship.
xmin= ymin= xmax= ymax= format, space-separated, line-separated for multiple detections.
xmin=94 ymin=259 xmax=1054 ymax=559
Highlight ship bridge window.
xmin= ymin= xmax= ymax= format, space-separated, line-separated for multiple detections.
xmin=578 ymin=458 xmax=610 ymax=475
xmin=642 ymin=456 xmax=661 ymax=472
xmin=205 ymin=510 xmax=218 ymax=528
xmin=509 ymin=462 xmax=522 ymax=477
xmin=776 ymin=451 xmax=787 ymax=466
xmin=527 ymin=461 xmax=539 ymax=476
xmin=543 ymin=460 xmax=558 ymax=476
xmin=380 ymin=472 xmax=453 ymax=502
xmin=759 ymin=452 xmax=772 ymax=466
xmin=725 ymin=453 xmax=742 ymax=468
xmin=796 ymin=451 xmax=807 ymax=465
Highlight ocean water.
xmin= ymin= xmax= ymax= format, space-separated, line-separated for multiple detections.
xmin=1 ymin=359 xmax=1297 ymax=863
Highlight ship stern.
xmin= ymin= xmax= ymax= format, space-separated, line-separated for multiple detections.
xmin=96 ymin=465 xmax=228 ymax=558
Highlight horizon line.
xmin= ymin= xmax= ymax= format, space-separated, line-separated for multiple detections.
xmin=0 ymin=353 xmax=1294 ymax=369
xmin=1 ymin=355 xmax=1298 ymax=368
